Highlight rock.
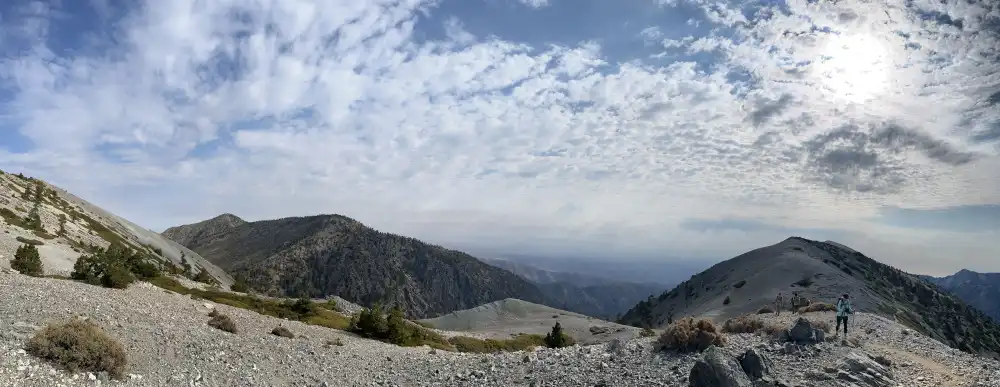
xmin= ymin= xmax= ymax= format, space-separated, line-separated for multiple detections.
xmin=689 ymin=346 xmax=753 ymax=387
xmin=813 ymin=328 xmax=825 ymax=343
xmin=589 ymin=326 xmax=610 ymax=335
xmin=738 ymin=348 xmax=772 ymax=380
xmin=788 ymin=318 xmax=814 ymax=343
xmin=837 ymin=352 xmax=894 ymax=387
xmin=868 ymin=354 xmax=892 ymax=367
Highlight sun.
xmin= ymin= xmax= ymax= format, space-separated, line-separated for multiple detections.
xmin=813 ymin=33 xmax=892 ymax=104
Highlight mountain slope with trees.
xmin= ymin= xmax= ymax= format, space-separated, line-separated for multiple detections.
xmin=162 ymin=213 xmax=550 ymax=318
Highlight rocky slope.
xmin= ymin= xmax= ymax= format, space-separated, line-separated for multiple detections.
xmin=484 ymin=258 xmax=665 ymax=320
xmin=922 ymin=269 xmax=1000 ymax=322
xmin=0 ymin=170 xmax=231 ymax=287
xmin=619 ymin=237 xmax=1000 ymax=359
xmin=3 ymin=269 xmax=999 ymax=386
xmin=162 ymin=213 xmax=549 ymax=319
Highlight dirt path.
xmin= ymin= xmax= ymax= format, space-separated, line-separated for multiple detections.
xmin=870 ymin=343 xmax=968 ymax=387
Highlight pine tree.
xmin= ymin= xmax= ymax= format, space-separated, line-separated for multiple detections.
xmin=11 ymin=243 xmax=43 ymax=276
xmin=544 ymin=321 xmax=571 ymax=348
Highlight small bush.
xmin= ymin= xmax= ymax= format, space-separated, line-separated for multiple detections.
xmin=756 ymin=306 xmax=775 ymax=314
xmin=798 ymin=302 xmax=836 ymax=313
xmin=640 ymin=327 xmax=656 ymax=337
xmin=271 ymin=326 xmax=294 ymax=338
xmin=15 ymin=236 xmax=44 ymax=246
xmin=208 ymin=313 xmax=237 ymax=333
xmin=230 ymin=277 xmax=251 ymax=293
xmin=657 ymin=317 xmax=725 ymax=352
xmin=733 ymin=280 xmax=746 ymax=288
xmin=721 ymin=315 xmax=764 ymax=334
xmin=762 ymin=323 xmax=786 ymax=337
xmin=25 ymin=319 xmax=128 ymax=379
xmin=723 ymin=296 xmax=731 ymax=305
xmin=71 ymin=245 xmax=145 ymax=289
xmin=12 ymin=243 xmax=44 ymax=276
xmin=543 ymin=322 xmax=574 ymax=348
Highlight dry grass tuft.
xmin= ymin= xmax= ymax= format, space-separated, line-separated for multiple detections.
xmin=656 ymin=317 xmax=725 ymax=352
xmin=798 ymin=302 xmax=837 ymax=313
xmin=25 ymin=319 xmax=128 ymax=379
xmin=757 ymin=306 xmax=775 ymax=314
xmin=208 ymin=312 xmax=238 ymax=334
xmin=721 ymin=314 xmax=765 ymax=334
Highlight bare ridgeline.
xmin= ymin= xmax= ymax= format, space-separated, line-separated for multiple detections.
xmin=2 ymin=172 xmax=1000 ymax=386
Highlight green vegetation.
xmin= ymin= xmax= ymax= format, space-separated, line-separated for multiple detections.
xmin=230 ymin=275 xmax=251 ymax=293
xmin=148 ymin=276 xmax=352 ymax=330
xmin=11 ymin=243 xmax=43 ymax=276
xmin=192 ymin=267 xmax=218 ymax=286
xmin=349 ymin=304 xmax=451 ymax=349
xmin=543 ymin=322 xmax=575 ymax=348
xmin=639 ymin=327 xmax=656 ymax=338
xmin=71 ymin=244 xmax=162 ymax=289
xmin=447 ymin=334 xmax=545 ymax=353
xmin=0 ymin=207 xmax=28 ymax=228
xmin=25 ymin=319 xmax=128 ymax=380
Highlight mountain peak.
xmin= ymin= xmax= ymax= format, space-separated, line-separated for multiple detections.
xmin=209 ymin=213 xmax=247 ymax=226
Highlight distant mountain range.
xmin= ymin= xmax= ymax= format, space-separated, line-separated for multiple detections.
xmin=483 ymin=258 xmax=667 ymax=320
xmin=921 ymin=269 xmax=1000 ymax=322
xmin=162 ymin=213 xmax=549 ymax=319
xmin=618 ymin=237 xmax=1000 ymax=358
xmin=493 ymin=254 xmax=706 ymax=286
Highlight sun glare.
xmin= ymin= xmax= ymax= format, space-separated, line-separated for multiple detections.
xmin=813 ymin=33 xmax=893 ymax=104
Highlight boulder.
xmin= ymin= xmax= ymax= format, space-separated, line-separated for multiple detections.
xmin=834 ymin=352 xmax=894 ymax=387
xmin=788 ymin=318 xmax=814 ymax=343
xmin=813 ymin=328 xmax=825 ymax=343
xmin=738 ymin=348 xmax=772 ymax=379
xmin=689 ymin=346 xmax=753 ymax=387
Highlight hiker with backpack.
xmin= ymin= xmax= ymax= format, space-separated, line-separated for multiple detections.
xmin=835 ymin=293 xmax=854 ymax=336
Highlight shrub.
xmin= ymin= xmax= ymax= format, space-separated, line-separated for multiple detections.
xmin=271 ymin=326 xmax=294 ymax=338
xmin=721 ymin=314 xmax=764 ymax=334
xmin=208 ymin=312 xmax=237 ymax=333
xmin=230 ymin=276 xmax=251 ymax=293
xmin=733 ymin=280 xmax=747 ymax=288
xmin=12 ymin=243 xmax=43 ymax=276
xmin=657 ymin=317 xmax=725 ymax=352
xmin=756 ymin=306 xmax=774 ymax=314
xmin=25 ymin=319 xmax=128 ymax=379
xmin=639 ymin=327 xmax=656 ymax=337
xmin=723 ymin=296 xmax=731 ymax=305
xmin=71 ymin=245 xmax=151 ymax=289
xmin=798 ymin=302 xmax=837 ymax=313
xmin=15 ymin=236 xmax=43 ymax=246
xmin=793 ymin=277 xmax=814 ymax=287
xmin=543 ymin=322 xmax=574 ymax=348
xmin=192 ymin=268 xmax=217 ymax=285
xmin=288 ymin=298 xmax=320 ymax=319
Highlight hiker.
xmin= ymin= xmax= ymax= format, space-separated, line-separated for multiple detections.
xmin=775 ymin=292 xmax=783 ymax=316
xmin=835 ymin=293 xmax=854 ymax=336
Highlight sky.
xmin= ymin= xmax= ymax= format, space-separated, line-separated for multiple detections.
xmin=1 ymin=0 xmax=999 ymax=276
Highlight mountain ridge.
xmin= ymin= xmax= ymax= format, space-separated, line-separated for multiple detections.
xmin=0 ymin=170 xmax=231 ymax=287
xmin=921 ymin=269 xmax=1000 ymax=322
xmin=161 ymin=213 xmax=551 ymax=319
xmin=619 ymin=236 xmax=1000 ymax=358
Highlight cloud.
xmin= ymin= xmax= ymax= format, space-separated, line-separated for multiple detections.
xmin=2 ymin=0 xmax=1000 ymax=275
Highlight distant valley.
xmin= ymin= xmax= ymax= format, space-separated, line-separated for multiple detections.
xmin=484 ymin=258 xmax=668 ymax=320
